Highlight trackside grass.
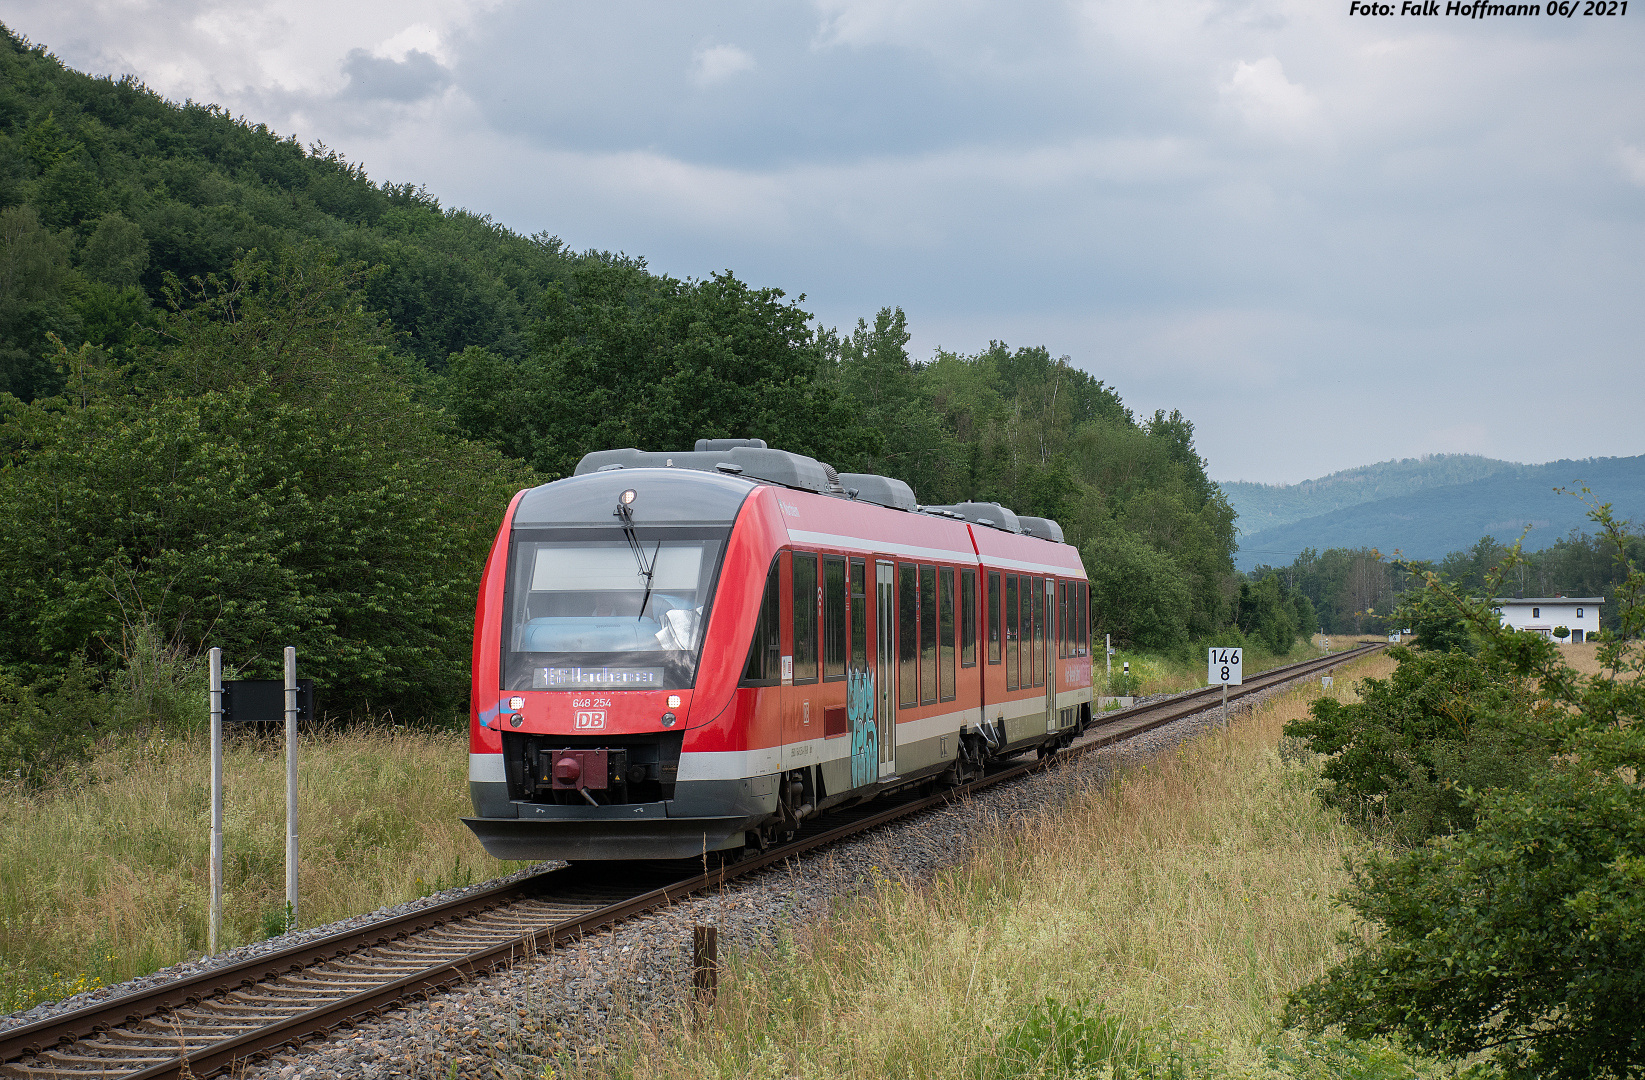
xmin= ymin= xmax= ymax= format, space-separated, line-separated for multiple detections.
xmin=588 ymin=651 xmax=1446 ymax=1080
xmin=1104 ymin=635 xmax=1378 ymax=699
xmin=0 ymin=725 xmax=526 ymax=1015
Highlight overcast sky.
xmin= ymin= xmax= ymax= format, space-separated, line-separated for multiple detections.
xmin=5 ymin=0 xmax=1641 ymax=484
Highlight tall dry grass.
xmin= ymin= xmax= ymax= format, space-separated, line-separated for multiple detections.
xmin=0 ymin=725 xmax=526 ymax=1013
xmin=600 ymin=651 xmax=1404 ymax=1080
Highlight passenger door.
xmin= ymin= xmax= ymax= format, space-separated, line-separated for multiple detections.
xmin=876 ymin=560 xmax=897 ymax=778
xmin=1045 ymin=577 xmax=1057 ymax=732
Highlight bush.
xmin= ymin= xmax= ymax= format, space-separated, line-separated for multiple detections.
xmin=0 ymin=659 xmax=100 ymax=786
xmin=1289 ymin=501 xmax=1645 ymax=1077
xmin=1282 ymin=646 xmax=1549 ymax=841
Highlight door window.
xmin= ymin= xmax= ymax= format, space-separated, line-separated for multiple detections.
xmin=987 ymin=571 xmax=1002 ymax=664
xmin=920 ymin=564 xmax=938 ymax=705
xmin=940 ymin=566 xmax=957 ymax=701
xmin=898 ymin=563 xmax=918 ymax=708
xmin=1005 ymin=574 xmax=1019 ymax=691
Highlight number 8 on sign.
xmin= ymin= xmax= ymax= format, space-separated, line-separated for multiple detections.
xmin=1207 ymin=647 xmax=1243 ymax=686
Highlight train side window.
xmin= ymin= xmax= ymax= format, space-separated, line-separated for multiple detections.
xmin=823 ymin=555 xmax=846 ymax=681
xmin=1005 ymin=574 xmax=1019 ymax=691
xmin=939 ymin=566 xmax=957 ymax=701
xmin=961 ymin=568 xmax=977 ymax=668
xmin=1033 ymin=578 xmax=1047 ymax=688
xmin=792 ymin=552 xmax=818 ymax=684
xmin=987 ymin=571 xmax=1001 ymax=664
xmin=1078 ymin=581 xmax=1089 ymax=655
xmin=920 ymin=565 xmax=938 ymax=705
xmin=740 ymin=559 xmax=782 ymax=685
xmin=1067 ymin=581 xmax=1076 ymax=657
xmin=898 ymin=563 xmax=918 ymax=707
xmin=1057 ymin=581 xmax=1067 ymax=659
xmin=850 ymin=558 xmax=867 ymax=672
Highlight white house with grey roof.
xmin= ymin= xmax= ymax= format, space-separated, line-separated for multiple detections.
xmin=1492 ymin=597 xmax=1603 ymax=643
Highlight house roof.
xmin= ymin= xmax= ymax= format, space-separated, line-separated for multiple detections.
xmin=1491 ymin=597 xmax=1604 ymax=605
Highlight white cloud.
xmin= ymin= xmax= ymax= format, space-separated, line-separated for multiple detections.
xmin=690 ymin=43 xmax=755 ymax=87
xmin=1619 ymin=143 xmax=1645 ymax=187
xmin=1220 ymin=56 xmax=1320 ymax=138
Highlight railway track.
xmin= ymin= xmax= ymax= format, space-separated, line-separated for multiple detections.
xmin=0 ymin=643 xmax=1380 ymax=1080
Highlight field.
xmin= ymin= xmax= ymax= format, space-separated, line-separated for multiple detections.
xmin=0 ymin=725 xmax=527 ymax=1014
xmin=591 ymin=650 xmax=1420 ymax=1080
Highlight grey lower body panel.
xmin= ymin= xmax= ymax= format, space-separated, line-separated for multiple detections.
xmin=463 ymin=778 xmax=776 ymax=861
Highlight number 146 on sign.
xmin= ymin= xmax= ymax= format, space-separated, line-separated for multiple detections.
xmin=1208 ymin=647 xmax=1242 ymax=686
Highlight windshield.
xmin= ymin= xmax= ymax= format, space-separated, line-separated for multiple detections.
xmin=503 ymin=531 xmax=727 ymax=691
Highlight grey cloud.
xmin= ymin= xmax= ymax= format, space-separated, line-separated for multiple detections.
xmin=340 ymin=48 xmax=451 ymax=103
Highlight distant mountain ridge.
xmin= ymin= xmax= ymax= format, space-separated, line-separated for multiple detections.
xmin=1228 ymin=455 xmax=1645 ymax=570
xmin=1219 ymin=454 xmax=1520 ymax=533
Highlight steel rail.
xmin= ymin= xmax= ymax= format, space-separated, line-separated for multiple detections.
xmin=2 ymin=643 xmax=1381 ymax=1080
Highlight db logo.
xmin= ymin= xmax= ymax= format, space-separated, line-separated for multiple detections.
xmin=574 ymin=710 xmax=606 ymax=729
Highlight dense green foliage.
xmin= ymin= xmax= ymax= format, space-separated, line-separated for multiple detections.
xmin=445 ymin=260 xmax=878 ymax=475
xmin=0 ymin=246 xmax=531 ymax=735
xmin=1289 ymin=503 xmax=1645 ymax=1078
xmin=0 ymin=27 xmax=583 ymax=404
xmin=1284 ymin=647 xmax=1548 ymax=841
xmin=1233 ymin=572 xmax=1314 ymax=655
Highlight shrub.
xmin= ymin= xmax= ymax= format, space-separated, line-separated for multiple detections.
xmin=1282 ymin=646 xmax=1549 ymax=841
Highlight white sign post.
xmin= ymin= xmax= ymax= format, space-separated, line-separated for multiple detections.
xmin=283 ymin=646 xmax=299 ymax=932
xmin=1208 ymin=647 xmax=1242 ymax=728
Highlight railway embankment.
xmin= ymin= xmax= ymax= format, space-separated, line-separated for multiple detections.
xmin=173 ymin=647 xmax=1403 ymax=1080
xmin=557 ymin=648 xmax=1418 ymax=1080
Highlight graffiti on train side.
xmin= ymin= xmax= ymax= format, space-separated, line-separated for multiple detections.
xmin=847 ymin=670 xmax=877 ymax=787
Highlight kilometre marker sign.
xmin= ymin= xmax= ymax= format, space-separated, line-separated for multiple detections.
xmin=1208 ymin=647 xmax=1243 ymax=686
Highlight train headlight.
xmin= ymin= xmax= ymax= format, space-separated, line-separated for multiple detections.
xmin=509 ymin=696 xmax=525 ymax=710
xmin=619 ymin=488 xmax=637 ymax=506
xmin=667 ymin=695 xmax=682 ymax=708
xmin=661 ymin=712 xmax=677 ymax=727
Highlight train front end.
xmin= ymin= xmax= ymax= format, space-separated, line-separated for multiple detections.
xmin=462 ymin=463 xmax=783 ymax=861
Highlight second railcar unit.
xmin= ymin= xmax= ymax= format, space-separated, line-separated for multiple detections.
xmin=463 ymin=440 xmax=1094 ymax=861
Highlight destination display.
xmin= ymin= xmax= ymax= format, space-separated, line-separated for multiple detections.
xmin=533 ymin=666 xmax=665 ymax=689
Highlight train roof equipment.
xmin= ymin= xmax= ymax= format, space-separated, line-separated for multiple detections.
xmin=925 ymin=501 xmax=1024 ymax=534
xmin=1016 ymin=516 xmax=1066 ymax=543
xmin=837 ymin=472 xmax=918 ymax=512
xmin=571 ymin=443 xmax=1058 ymax=539
xmin=575 ymin=444 xmax=847 ymax=496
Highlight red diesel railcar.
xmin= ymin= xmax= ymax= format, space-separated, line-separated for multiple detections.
xmin=463 ymin=440 xmax=1093 ymax=861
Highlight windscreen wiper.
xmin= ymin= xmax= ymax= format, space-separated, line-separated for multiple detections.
xmin=616 ymin=499 xmax=660 ymax=621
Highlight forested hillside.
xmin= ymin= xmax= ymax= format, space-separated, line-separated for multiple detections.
xmin=1233 ymin=455 xmax=1645 ymax=569
xmin=0 ymin=27 xmax=1245 ymax=763
xmin=0 ymin=29 xmax=584 ymax=404
xmin=1220 ymin=454 xmax=1515 ymax=535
